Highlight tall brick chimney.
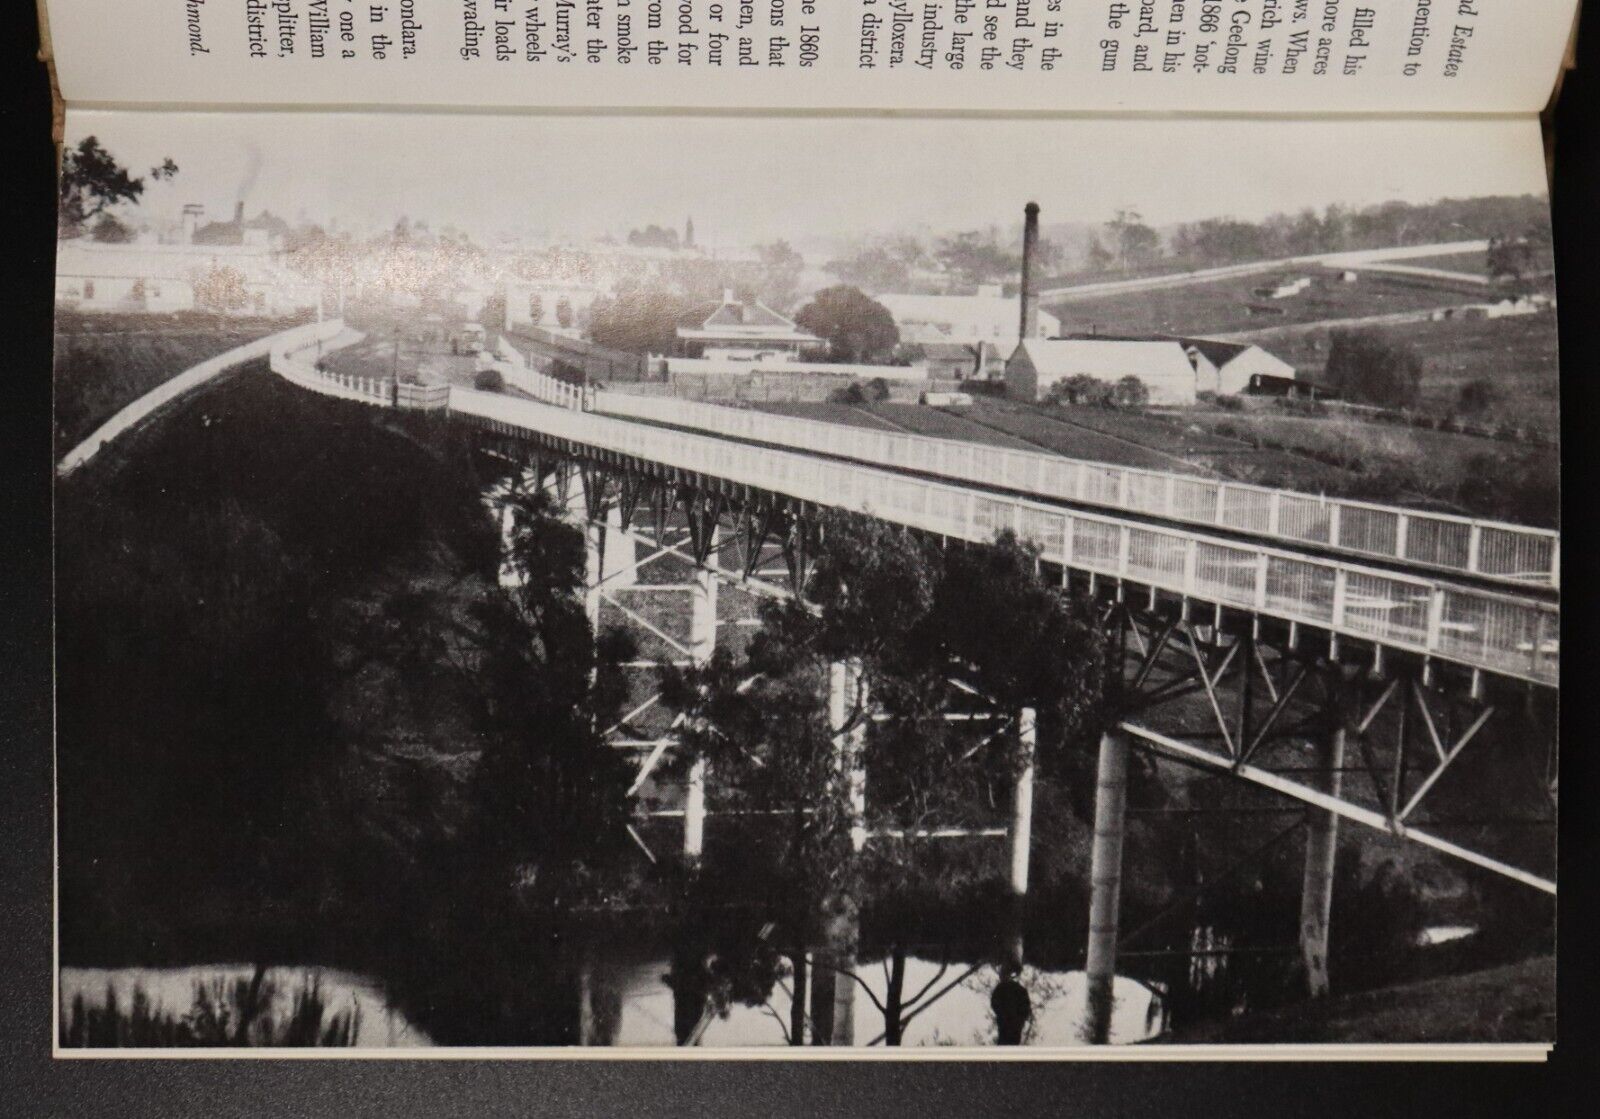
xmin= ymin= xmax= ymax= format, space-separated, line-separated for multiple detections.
xmin=1019 ymin=201 xmax=1041 ymax=340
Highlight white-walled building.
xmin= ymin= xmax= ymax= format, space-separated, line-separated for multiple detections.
xmin=1006 ymin=339 xmax=1203 ymax=405
xmin=1181 ymin=338 xmax=1297 ymax=396
xmin=878 ymin=285 xmax=1061 ymax=349
xmin=1005 ymin=334 xmax=1296 ymax=405
xmin=55 ymin=241 xmax=321 ymax=316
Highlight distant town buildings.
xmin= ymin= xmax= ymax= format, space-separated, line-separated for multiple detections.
xmin=504 ymin=277 xmax=603 ymax=333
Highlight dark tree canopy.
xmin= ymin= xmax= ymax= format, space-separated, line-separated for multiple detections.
xmin=587 ymin=285 xmax=698 ymax=355
xmin=58 ymin=135 xmax=177 ymax=237
xmin=1324 ymin=329 xmax=1425 ymax=408
xmin=659 ymin=514 xmax=1106 ymax=933
xmin=794 ymin=285 xmax=901 ymax=365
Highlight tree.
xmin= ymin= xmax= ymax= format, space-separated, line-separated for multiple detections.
xmin=526 ymin=293 xmax=545 ymax=327
xmin=1457 ymin=378 xmax=1498 ymax=414
xmin=587 ymin=285 xmax=696 ymax=355
xmin=1324 ymin=329 xmax=1424 ymax=408
xmin=90 ymin=213 xmax=134 ymax=243
xmin=1047 ymin=374 xmax=1112 ymax=407
xmin=794 ymin=285 xmax=900 ymax=364
xmin=627 ymin=224 xmax=680 ymax=250
xmin=1107 ymin=208 xmax=1161 ymax=271
xmin=823 ymin=235 xmax=927 ymax=293
xmin=194 ymin=265 xmax=250 ymax=313
xmin=934 ymin=231 xmax=1019 ymax=288
xmin=555 ymin=297 xmax=574 ymax=329
xmin=659 ymin=518 xmax=1106 ymax=1043
xmin=1084 ymin=235 xmax=1114 ymax=274
xmin=58 ymin=136 xmax=177 ymax=238
xmin=479 ymin=293 xmax=507 ymax=332
xmin=754 ymin=239 xmax=805 ymax=311
xmin=1111 ymin=375 xmax=1150 ymax=409
xmin=463 ymin=484 xmax=638 ymax=905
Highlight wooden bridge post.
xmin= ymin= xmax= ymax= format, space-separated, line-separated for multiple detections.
xmin=1009 ymin=707 xmax=1037 ymax=898
xmin=570 ymin=472 xmax=604 ymax=631
xmin=1084 ymin=726 xmax=1130 ymax=1045
xmin=683 ymin=525 xmax=718 ymax=861
xmin=1299 ymin=681 xmax=1347 ymax=998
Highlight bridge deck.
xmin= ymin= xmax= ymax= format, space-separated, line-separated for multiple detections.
xmin=452 ymin=388 xmax=1558 ymax=689
xmin=273 ymin=329 xmax=1559 ymax=690
xmin=591 ymin=393 xmax=1558 ymax=592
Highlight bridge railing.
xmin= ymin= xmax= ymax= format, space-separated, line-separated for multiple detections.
xmin=481 ymin=346 xmax=586 ymax=410
xmin=271 ymin=325 xmax=448 ymax=410
xmin=452 ymin=389 xmax=1557 ymax=687
xmin=591 ymin=391 xmax=1559 ymax=590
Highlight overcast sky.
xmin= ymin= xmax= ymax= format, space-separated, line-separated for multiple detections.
xmin=69 ymin=110 xmax=1549 ymax=247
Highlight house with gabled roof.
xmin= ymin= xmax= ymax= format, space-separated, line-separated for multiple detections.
xmin=675 ymin=289 xmax=825 ymax=361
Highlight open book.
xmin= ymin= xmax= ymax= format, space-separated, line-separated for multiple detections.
xmin=45 ymin=0 xmax=1571 ymax=1056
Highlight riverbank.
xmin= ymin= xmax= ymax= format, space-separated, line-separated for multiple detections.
xmin=1167 ymin=955 xmax=1554 ymax=1044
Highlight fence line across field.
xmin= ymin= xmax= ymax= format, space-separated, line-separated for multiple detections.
xmin=271 ymin=330 xmax=1559 ymax=688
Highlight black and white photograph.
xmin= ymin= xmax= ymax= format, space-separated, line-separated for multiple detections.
xmin=51 ymin=111 xmax=1560 ymax=1053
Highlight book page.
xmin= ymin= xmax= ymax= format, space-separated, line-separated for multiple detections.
xmin=44 ymin=0 xmax=1579 ymax=115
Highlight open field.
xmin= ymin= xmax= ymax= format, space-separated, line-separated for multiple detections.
xmin=864 ymin=403 xmax=1041 ymax=449
xmin=1179 ymin=408 xmax=1559 ymax=525
xmin=1262 ymin=313 xmax=1560 ymax=438
xmin=746 ymin=401 xmax=902 ymax=432
xmin=734 ymin=393 xmax=1555 ymax=526
xmin=1382 ymin=251 xmax=1493 ymax=277
xmin=953 ymin=401 xmax=1211 ymax=472
xmin=1047 ymin=268 xmax=1467 ymax=338
xmin=53 ymin=310 xmax=309 ymax=458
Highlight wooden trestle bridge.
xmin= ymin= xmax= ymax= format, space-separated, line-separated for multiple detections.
xmin=273 ymin=321 xmax=1559 ymax=1040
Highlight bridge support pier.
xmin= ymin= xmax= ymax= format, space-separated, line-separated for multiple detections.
xmin=1299 ymin=699 xmax=1347 ymax=998
xmin=1085 ymin=725 xmax=1130 ymax=1045
xmin=1009 ymin=707 xmax=1037 ymax=898
xmin=683 ymin=526 xmax=719 ymax=861
xmin=829 ymin=659 xmax=869 ymax=853
xmin=571 ymin=473 xmax=605 ymax=630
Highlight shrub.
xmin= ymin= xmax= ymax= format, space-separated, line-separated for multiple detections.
xmin=474 ymin=368 xmax=505 ymax=392
xmin=1047 ymin=374 xmax=1113 ymax=407
xmin=866 ymin=377 xmax=892 ymax=403
xmin=1457 ymin=378 xmax=1498 ymax=414
xmin=829 ymin=382 xmax=869 ymax=405
xmin=1111 ymin=375 xmax=1150 ymax=409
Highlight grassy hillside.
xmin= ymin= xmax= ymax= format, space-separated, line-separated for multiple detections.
xmin=55 ymin=372 xmax=501 ymax=965
xmin=53 ymin=310 xmax=310 ymax=458
xmin=1048 ymin=269 xmax=1466 ymax=338
xmin=1263 ymin=314 xmax=1560 ymax=439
